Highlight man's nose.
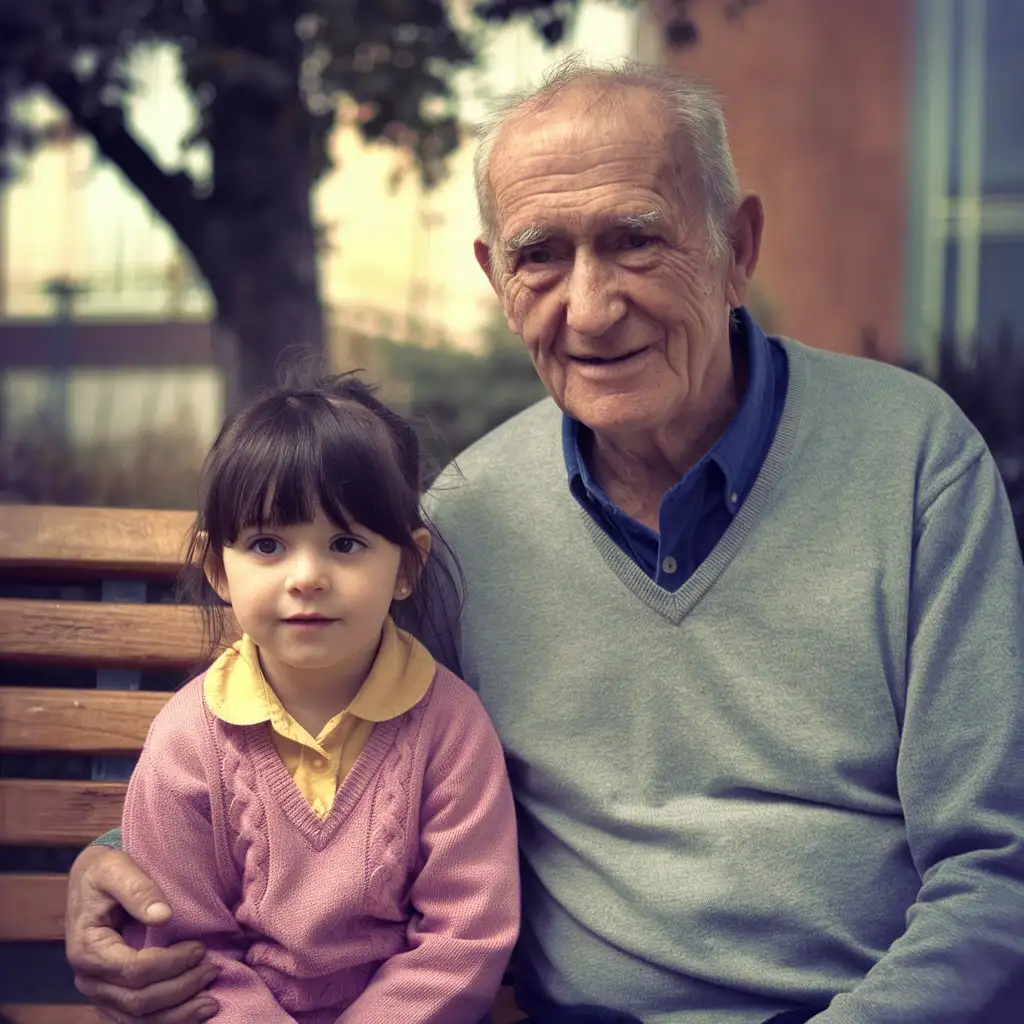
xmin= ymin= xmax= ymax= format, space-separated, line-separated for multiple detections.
xmin=285 ymin=551 xmax=328 ymax=593
xmin=565 ymin=253 xmax=627 ymax=337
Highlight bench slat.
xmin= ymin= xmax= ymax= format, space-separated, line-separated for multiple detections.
xmin=0 ymin=1007 xmax=104 ymax=1024
xmin=0 ymin=873 xmax=67 ymax=941
xmin=0 ymin=780 xmax=127 ymax=845
xmin=0 ymin=505 xmax=193 ymax=579
xmin=0 ymin=687 xmax=171 ymax=754
xmin=0 ymin=599 xmax=207 ymax=669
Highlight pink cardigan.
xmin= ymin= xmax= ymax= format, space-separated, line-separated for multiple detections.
xmin=123 ymin=666 xmax=520 ymax=1023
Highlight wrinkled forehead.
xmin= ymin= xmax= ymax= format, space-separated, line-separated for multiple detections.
xmin=489 ymin=87 xmax=695 ymax=241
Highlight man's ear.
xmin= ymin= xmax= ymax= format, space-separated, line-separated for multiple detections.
xmin=474 ymin=237 xmax=500 ymax=295
xmin=475 ymin=238 xmax=521 ymax=336
xmin=394 ymin=528 xmax=433 ymax=601
xmin=724 ymin=193 xmax=765 ymax=309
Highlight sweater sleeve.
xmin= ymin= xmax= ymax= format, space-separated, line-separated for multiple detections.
xmin=817 ymin=448 xmax=1024 ymax=1022
xmin=123 ymin=694 xmax=296 ymax=1022
xmin=338 ymin=676 xmax=520 ymax=1024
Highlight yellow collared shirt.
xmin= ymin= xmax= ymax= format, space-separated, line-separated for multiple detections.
xmin=204 ymin=618 xmax=435 ymax=819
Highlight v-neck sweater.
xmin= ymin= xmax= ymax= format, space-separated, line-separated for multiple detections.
xmin=425 ymin=339 xmax=1024 ymax=1022
xmin=202 ymin=620 xmax=434 ymax=819
xmin=122 ymin=663 xmax=519 ymax=1023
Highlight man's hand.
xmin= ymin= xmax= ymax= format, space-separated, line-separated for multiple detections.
xmin=66 ymin=845 xmax=220 ymax=1023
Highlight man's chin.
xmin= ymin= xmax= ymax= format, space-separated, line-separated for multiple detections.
xmin=564 ymin=392 xmax=668 ymax=438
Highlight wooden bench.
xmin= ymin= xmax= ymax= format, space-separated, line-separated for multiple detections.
xmin=0 ymin=504 xmax=525 ymax=1024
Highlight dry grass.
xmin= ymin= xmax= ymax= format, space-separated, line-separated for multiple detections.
xmin=0 ymin=411 xmax=205 ymax=509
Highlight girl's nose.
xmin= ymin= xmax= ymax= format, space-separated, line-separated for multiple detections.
xmin=285 ymin=553 xmax=328 ymax=593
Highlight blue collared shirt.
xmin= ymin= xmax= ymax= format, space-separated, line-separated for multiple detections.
xmin=563 ymin=308 xmax=789 ymax=592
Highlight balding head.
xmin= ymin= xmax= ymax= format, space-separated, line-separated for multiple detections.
xmin=474 ymin=54 xmax=740 ymax=278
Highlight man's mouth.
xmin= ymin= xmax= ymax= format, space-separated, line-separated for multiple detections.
xmin=571 ymin=347 xmax=647 ymax=364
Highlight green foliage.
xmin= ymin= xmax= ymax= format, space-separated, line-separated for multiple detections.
xmin=0 ymin=0 xmax=475 ymax=184
xmin=377 ymin=309 xmax=548 ymax=476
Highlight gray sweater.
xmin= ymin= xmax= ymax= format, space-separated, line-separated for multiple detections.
xmin=426 ymin=339 xmax=1024 ymax=1023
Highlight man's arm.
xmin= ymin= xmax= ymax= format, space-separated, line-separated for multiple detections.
xmin=89 ymin=826 xmax=122 ymax=849
xmin=817 ymin=447 xmax=1024 ymax=1022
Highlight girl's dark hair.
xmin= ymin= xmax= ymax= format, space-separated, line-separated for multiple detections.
xmin=180 ymin=372 xmax=463 ymax=658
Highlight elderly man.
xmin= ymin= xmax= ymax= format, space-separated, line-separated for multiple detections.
xmin=65 ymin=59 xmax=1024 ymax=1024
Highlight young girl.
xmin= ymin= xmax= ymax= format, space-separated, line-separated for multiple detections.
xmin=122 ymin=374 xmax=520 ymax=1023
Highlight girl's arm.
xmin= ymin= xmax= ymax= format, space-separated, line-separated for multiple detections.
xmin=340 ymin=675 xmax=520 ymax=1024
xmin=123 ymin=697 xmax=296 ymax=1022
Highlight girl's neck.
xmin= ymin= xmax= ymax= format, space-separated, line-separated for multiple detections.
xmin=256 ymin=637 xmax=380 ymax=739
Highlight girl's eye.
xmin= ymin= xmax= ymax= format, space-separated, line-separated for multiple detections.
xmin=249 ymin=537 xmax=282 ymax=556
xmin=332 ymin=536 xmax=365 ymax=554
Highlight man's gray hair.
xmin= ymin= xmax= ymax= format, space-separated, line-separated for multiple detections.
xmin=473 ymin=54 xmax=740 ymax=275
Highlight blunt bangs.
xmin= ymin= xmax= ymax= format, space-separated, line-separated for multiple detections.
xmin=200 ymin=393 xmax=416 ymax=548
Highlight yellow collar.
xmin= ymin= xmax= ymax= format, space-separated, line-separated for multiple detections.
xmin=203 ymin=617 xmax=436 ymax=728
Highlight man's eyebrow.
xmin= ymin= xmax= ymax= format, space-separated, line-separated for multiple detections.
xmin=612 ymin=210 xmax=662 ymax=230
xmin=503 ymin=210 xmax=662 ymax=254
xmin=504 ymin=225 xmax=551 ymax=254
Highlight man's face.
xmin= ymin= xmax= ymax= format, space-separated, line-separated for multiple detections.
xmin=479 ymin=87 xmax=753 ymax=440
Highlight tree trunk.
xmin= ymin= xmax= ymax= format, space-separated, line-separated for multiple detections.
xmin=191 ymin=23 xmax=329 ymax=408
xmin=198 ymin=136 xmax=325 ymax=407
xmin=210 ymin=202 xmax=325 ymax=405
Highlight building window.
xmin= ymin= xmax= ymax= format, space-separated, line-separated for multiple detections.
xmin=906 ymin=0 xmax=1024 ymax=369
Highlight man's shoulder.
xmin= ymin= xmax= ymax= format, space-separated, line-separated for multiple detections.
xmin=425 ymin=398 xmax=562 ymax=525
xmin=784 ymin=338 xmax=989 ymax=495
xmin=454 ymin=397 xmax=561 ymax=475
xmin=785 ymin=338 xmax=982 ymax=449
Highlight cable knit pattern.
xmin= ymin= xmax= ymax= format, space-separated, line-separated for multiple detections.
xmin=365 ymin=699 xmax=425 ymax=918
xmin=220 ymin=729 xmax=270 ymax=925
xmin=123 ymin=665 xmax=519 ymax=1023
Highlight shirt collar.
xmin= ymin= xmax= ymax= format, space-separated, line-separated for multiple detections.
xmin=708 ymin=306 xmax=772 ymax=507
xmin=562 ymin=306 xmax=773 ymax=513
xmin=203 ymin=616 xmax=435 ymax=728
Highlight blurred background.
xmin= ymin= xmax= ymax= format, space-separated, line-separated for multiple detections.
xmin=0 ymin=0 xmax=1021 ymax=543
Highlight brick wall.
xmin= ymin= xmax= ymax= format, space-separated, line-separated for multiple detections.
xmin=661 ymin=0 xmax=911 ymax=359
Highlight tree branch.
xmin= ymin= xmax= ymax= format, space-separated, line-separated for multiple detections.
xmin=44 ymin=69 xmax=208 ymax=261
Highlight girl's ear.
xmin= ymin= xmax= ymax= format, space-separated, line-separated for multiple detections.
xmin=201 ymin=536 xmax=232 ymax=604
xmin=394 ymin=528 xmax=432 ymax=601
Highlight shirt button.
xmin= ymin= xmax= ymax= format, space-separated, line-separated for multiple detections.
xmin=311 ymin=757 xmax=325 ymax=769
xmin=662 ymin=556 xmax=678 ymax=574
xmin=730 ymin=492 xmax=739 ymax=505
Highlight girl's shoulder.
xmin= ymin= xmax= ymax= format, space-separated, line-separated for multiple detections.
xmin=142 ymin=672 xmax=216 ymax=758
xmin=418 ymin=664 xmax=497 ymax=737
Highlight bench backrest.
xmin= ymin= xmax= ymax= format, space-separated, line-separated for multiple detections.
xmin=0 ymin=504 xmax=198 ymax=1024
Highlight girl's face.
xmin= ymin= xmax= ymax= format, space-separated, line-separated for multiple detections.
xmin=209 ymin=506 xmax=427 ymax=693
